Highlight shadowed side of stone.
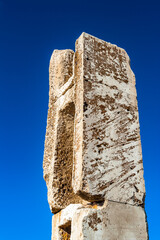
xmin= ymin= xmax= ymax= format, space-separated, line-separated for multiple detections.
xmin=43 ymin=49 xmax=75 ymax=182
xmin=43 ymin=50 xmax=83 ymax=213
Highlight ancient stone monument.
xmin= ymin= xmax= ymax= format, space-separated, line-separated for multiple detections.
xmin=43 ymin=33 xmax=148 ymax=239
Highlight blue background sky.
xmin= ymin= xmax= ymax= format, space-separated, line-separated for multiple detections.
xmin=0 ymin=0 xmax=159 ymax=239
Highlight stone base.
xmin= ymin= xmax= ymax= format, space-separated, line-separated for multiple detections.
xmin=52 ymin=201 xmax=148 ymax=240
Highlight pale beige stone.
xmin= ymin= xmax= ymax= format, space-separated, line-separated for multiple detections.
xmin=51 ymin=201 xmax=148 ymax=240
xmin=43 ymin=50 xmax=83 ymax=213
xmin=73 ymin=33 xmax=145 ymax=205
xmin=43 ymin=33 xmax=148 ymax=239
xmin=44 ymin=33 xmax=145 ymax=209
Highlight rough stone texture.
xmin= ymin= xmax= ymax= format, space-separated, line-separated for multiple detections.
xmin=51 ymin=201 xmax=148 ymax=240
xmin=43 ymin=50 xmax=84 ymax=213
xmin=43 ymin=32 xmax=148 ymax=239
xmin=73 ymin=33 xmax=145 ymax=204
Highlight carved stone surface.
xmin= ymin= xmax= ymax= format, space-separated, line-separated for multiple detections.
xmin=43 ymin=33 xmax=148 ymax=239
xmin=73 ymin=33 xmax=145 ymax=205
xmin=51 ymin=201 xmax=148 ymax=240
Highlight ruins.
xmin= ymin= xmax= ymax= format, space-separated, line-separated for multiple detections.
xmin=43 ymin=33 xmax=148 ymax=239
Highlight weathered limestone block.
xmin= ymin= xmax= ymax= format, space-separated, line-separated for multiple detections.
xmin=73 ymin=33 xmax=145 ymax=205
xmin=43 ymin=32 xmax=146 ymax=212
xmin=43 ymin=50 xmax=84 ymax=213
xmin=43 ymin=49 xmax=74 ymax=180
xmin=51 ymin=201 xmax=148 ymax=240
xmin=43 ymin=32 xmax=148 ymax=240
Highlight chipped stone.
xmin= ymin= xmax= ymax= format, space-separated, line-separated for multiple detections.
xmin=51 ymin=201 xmax=148 ymax=240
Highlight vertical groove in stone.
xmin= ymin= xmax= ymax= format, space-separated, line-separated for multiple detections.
xmin=43 ymin=49 xmax=82 ymax=213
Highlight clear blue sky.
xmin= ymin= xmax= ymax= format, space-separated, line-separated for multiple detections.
xmin=0 ymin=0 xmax=159 ymax=239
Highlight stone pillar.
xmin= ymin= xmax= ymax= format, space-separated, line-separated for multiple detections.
xmin=43 ymin=33 xmax=148 ymax=239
